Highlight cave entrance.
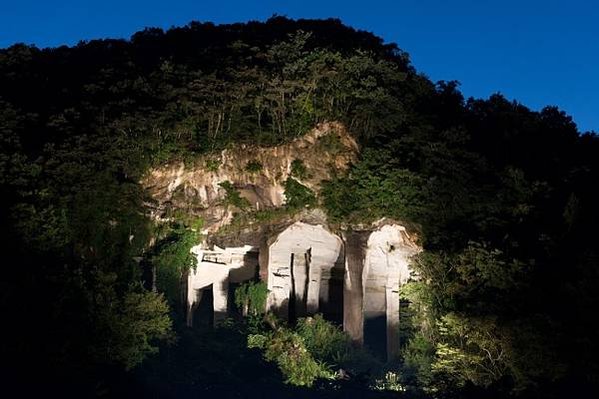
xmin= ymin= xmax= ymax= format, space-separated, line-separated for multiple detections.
xmin=192 ymin=285 xmax=214 ymax=328
xmin=319 ymin=263 xmax=344 ymax=324
xmin=364 ymin=313 xmax=387 ymax=360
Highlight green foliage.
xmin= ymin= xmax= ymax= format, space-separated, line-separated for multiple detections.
xmin=214 ymin=206 xmax=293 ymax=238
xmin=235 ymin=281 xmax=268 ymax=316
xmin=431 ymin=313 xmax=516 ymax=389
xmin=248 ymin=315 xmax=381 ymax=387
xmin=296 ymin=315 xmax=350 ymax=364
xmin=245 ymin=160 xmax=263 ymax=173
xmin=91 ymin=273 xmax=174 ymax=370
xmin=248 ymin=328 xmax=335 ymax=387
xmin=401 ymin=244 xmax=566 ymax=394
xmin=290 ymin=159 xmax=308 ymax=179
xmin=152 ymin=224 xmax=199 ymax=304
xmin=317 ymin=133 xmax=344 ymax=155
xmin=322 ymin=147 xmax=427 ymax=224
xmin=401 ymin=334 xmax=436 ymax=388
xmin=283 ymin=177 xmax=316 ymax=209
xmin=219 ymin=180 xmax=251 ymax=210
xmin=204 ymin=158 xmax=221 ymax=172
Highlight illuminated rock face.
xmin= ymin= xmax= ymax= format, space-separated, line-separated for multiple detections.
xmin=143 ymin=122 xmax=358 ymax=234
xmin=365 ymin=224 xmax=419 ymax=360
xmin=186 ymin=221 xmax=418 ymax=361
xmin=344 ymin=224 xmax=419 ymax=361
xmin=265 ymin=222 xmax=344 ymax=320
xmin=186 ymin=245 xmax=258 ymax=326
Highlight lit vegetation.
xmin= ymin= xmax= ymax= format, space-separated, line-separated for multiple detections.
xmin=235 ymin=281 xmax=268 ymax=317
xmin=245 ymin=160 xmax=263 ymax=173
xmin=219 ymin=180 xmax=251 ymax=210
xmin=1 ymin=16 xmax=598 ymax=398
xmin=290 ymin=159 xmax=308 ymax=179
xmin=283 ymin=177 xmax=316 ymax=209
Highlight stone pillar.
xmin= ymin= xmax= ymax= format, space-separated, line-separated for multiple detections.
xmin=291 ymin=252 xmax=308 ymax=317
xmin=343 ymin=231 xmax=368 ymax=345
xmin=363 ymin=224 xmax=416 ymax=361
xmin=213 ymin=277 xmax=229 ymax=324
xmin=386 ymin=272 xmax=401 ymax=360
xmin=186 ymin=289 xmax=203 ymax=327
xmin=267 ymin=261 xmax=291 ymax=318
xmin=318 ymin=267 xmax=331 ymax=309
xmin=306 ymin=258 xmax=322 ymax=314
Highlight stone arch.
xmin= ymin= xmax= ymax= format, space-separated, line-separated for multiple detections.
xmin=186 ymin=245 xmax=258 ymax=327
xmin=266 ymin=222 xmax=344 ymax=320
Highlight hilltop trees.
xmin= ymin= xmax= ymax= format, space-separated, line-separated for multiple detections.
xmin=1 ymin=16 xmax=598 ymax=397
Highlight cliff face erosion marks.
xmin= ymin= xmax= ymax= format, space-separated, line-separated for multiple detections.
xmin=143 ymin=122 xmax=358 ymax=233
xmin=145 ymin=124 xmax=420 ymax=361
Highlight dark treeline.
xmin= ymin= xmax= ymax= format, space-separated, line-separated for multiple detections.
xmin=0 ymin=16 xmax=598 ymax=398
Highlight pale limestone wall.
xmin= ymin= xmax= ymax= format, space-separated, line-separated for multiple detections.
xmin=185 ymin=220 xmax=420 ymax=362
xmin=266 ymin=222 xmax=343 ymax=318
xmin=143 ymin=122 xmax=358 ymax=233
xmin=342 ymin=231 xmax=369 ymax=345
xmin=362 ymin=224 xmax=419 ymax=360
xmin=187 ymin=244 xmax=258 ymax=326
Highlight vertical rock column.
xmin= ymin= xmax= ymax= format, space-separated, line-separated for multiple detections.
xmin=187 ymin=289 xmax=203 ymax=327
xmin=385 ymin=259 xmax=401 ymax=361
xmin=363 ymin=224 xmax=418 ymax=361
xmin=291 ymin=252 xmax=308 ymax=317
xmin=213 ymin=277 xmax=229 ymax=323
xmin=343 ymin=231 xmax=368 ymax=345
xmin=306 ymin=252 xmax=323 ymax=315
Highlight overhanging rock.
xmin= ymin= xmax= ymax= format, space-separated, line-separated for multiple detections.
xmin=265 ymin=222 xmax=344 ymax=320
xmin=186 ymin=244 xmax=258 ymax=326
xmin=185 ymin=219 xmax=419 ymax=361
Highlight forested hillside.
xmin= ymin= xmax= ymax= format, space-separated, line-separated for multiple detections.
xmin=1 ymin=17 xmax=598 ymax=398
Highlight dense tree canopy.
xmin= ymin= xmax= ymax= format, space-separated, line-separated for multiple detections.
xmin=1 ymin=16 xmax=597 ymax=398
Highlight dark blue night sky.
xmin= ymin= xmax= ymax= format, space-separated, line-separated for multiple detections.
xmin=2 ymin=0 xmax=597 ymax=132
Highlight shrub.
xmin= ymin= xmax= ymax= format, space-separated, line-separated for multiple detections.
xmin=317 ymin=133 xmax=344 ymax=155
xmin=235 ymin=281 xmax=268 ymax=316
xmin=219 ymin=180 xmax=251 ymax=210
xmin=290 ymin=159 xmax=308 ymax=179
xmin=91 ymin=274 xmax=174 ymax=370
xmin=296 ymin=315 xmax=350 ymax=364
xmin=283 ymin=178 xmax=316 ymax=209
xmin=250 ymin=329 xmax=334 ymax=386
xmin=205 ymin=158 xmax=221 ymax=172
xmin=152 ymin=224 xmax=199 ymax=304
xmin=248 ymin=314 xmax=381 ymax=387
xmin=245 ymin=160 xmax=263 ymax=173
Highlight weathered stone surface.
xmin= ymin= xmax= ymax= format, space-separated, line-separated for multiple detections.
xmin=362 ymin=223 xmax=420 ymax=360
xmin=187 ymin=244 xmax=258 ymax=326
xmin=185 ymin=220 xmax=420 ymax=362
xmin=342 ymin=230 xmax=369 ymax=345
xmin=266 ymin=222 xmax=344 ymax=319
xmin=142 ymin=118 xmax=429 ymax=360
xmin=142 ymin=122 xmax=358 ymax=233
